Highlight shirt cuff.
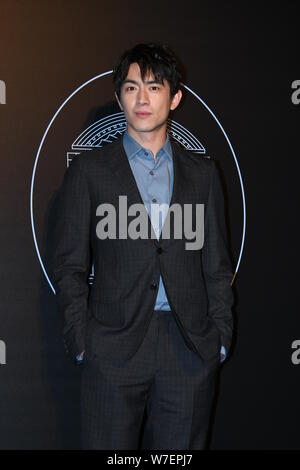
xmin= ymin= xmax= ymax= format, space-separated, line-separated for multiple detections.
xmin=76 ymin=351 xmax=84 ymax=362
xmin=220 ymin=345 xmax=226 ymax=363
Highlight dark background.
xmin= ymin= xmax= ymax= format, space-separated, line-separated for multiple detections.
xmin=0 ymin=0 xmax=299 ymax=449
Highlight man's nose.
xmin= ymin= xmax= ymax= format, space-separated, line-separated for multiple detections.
xmin=137 ymin=87 xmax=149 ymax=104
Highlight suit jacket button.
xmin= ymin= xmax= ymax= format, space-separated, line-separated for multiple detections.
xmin=157 ymin=247 xmax=163 ymax=254
xmin=150 ymin=281 xmax=158 ymax=289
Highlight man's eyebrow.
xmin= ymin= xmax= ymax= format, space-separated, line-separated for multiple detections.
xmin=122 ymin=79 xmax=164 ymax=86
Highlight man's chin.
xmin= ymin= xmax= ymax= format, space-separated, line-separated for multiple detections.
xmin=129 ymin=122 xmax=167 ymax=134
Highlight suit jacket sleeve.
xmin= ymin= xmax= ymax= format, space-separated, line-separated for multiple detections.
xmin=52 ymin=156 xmax=91 ymax=360
xmin=202 ymin=159 xmax=234 ymax=354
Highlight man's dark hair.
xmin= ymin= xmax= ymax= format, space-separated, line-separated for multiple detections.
xmin=113 ymin=43 xmax=183 ymax=101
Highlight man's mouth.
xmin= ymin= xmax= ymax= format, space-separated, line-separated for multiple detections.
xmin=135 ymin=112 xmax=151 ymax=118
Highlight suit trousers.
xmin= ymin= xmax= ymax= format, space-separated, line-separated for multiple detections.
xmin=80 ymin=309 xmax=220 ymax=450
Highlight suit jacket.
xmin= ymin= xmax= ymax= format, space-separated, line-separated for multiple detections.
xmin=53 ymin=136 xmax=234 ymax=363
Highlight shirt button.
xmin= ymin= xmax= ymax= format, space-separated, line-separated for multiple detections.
xmin=149 ymin=170 xmax=154 ymax=175
xmin=152 ymin=198 xmax=157 ymax=203
xmin=150 ymin=280 xmax=158 ymax=290
xmin=144 ymin=151 xmax=148 ymax=156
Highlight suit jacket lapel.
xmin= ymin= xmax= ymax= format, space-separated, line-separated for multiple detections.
xmin=160 ymin=140 xmax=193 ymax=248
xmin=105 ymin=137 xmax=192 ymax=248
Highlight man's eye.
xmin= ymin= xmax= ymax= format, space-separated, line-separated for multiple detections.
xmin=150 ymin=86 xmax=159 ymax=91
xmin=126 ymin=86 xmax=136 ymax=91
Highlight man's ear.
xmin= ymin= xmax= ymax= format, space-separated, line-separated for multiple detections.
xmin=115 ymin=92 xmax=123 ymax=111
xmin=170 ymin=89 xmax=182 ymax=111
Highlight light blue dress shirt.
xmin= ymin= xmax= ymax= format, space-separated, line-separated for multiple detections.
xmin=76 ymin=131 xmax=226 ymax=363
xmin=123 ymin=129 xmax=173 ymax=311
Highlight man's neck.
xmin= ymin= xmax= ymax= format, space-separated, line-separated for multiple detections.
xmin=126 ymin=126 xmax=167 ymax=160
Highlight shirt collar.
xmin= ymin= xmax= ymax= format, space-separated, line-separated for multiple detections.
xmin=122 ymin=129 xmax=173 ymax=161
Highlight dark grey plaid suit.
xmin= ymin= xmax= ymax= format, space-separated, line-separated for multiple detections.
xmin=53 ymin=136 xmax=234 ymax=449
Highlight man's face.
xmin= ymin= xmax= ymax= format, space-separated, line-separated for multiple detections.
xmin=115 ymin=62 xmax=182 ymax=135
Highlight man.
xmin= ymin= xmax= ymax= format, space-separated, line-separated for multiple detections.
xmin=53 ymin=43 xmax=234 ymax=450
